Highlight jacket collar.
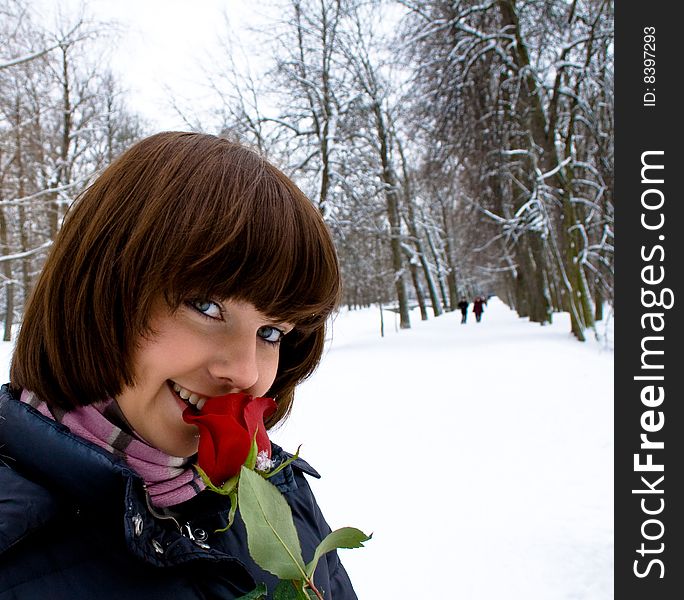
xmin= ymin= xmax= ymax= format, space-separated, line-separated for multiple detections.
xmin=0 ymin=384 xmax=256 ymax=591
xmin=0 ymin=385 xmax=136 ymax=509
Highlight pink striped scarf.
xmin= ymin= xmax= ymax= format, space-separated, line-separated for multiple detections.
xmin=21 ymin=389 xmax=206 ymax=507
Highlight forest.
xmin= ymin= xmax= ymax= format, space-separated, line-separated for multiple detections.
xmin=1 ymin=0 xmax=614 ymax=341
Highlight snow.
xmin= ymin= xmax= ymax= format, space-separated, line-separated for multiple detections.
xmin=270 ymin=298 xmax=614 ymax=599
xmin=0 ymin=297 xmax=614 ymax=599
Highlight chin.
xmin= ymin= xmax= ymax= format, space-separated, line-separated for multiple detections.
xmin=170 ymin=438 xmax=199 ymax=458
xmin=152 ymin=426 xmax=199 ymax=458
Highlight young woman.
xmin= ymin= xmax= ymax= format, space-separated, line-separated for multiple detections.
xmin=0 ymin=132 xmax=356 ymax=599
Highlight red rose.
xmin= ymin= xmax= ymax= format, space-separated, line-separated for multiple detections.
xmin=182 ymin=393 xmax=277 ymax=486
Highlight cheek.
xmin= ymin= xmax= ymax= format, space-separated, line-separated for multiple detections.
xmin=257 ymin=349 xmax=281 ymax=396
xmin=132 ymin=330 xmax=197 ymax=384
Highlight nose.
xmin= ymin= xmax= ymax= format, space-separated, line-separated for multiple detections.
xmin=208 ymin=334 xmax=260 ymax=392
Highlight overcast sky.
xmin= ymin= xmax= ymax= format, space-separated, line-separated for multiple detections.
xmin=31 ymin=0 xmax=273 ymax=130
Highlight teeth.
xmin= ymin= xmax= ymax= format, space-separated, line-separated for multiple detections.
xmin=171 ymin=382 xmax=207 ymax=407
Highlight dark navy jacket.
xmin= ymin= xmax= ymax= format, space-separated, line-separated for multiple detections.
xmin=0 ymin=385 xmax=356 ymax=599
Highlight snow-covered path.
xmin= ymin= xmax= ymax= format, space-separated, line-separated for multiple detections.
xmin=272 ymin=298 xmax=614 ymax=599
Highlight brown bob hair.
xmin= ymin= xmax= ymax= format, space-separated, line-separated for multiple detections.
xmin=10 ymin=131 xmax=340 ymax=427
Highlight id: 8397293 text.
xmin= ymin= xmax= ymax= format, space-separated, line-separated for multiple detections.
xmin=643 ymin=27 xmax=656 ymax=107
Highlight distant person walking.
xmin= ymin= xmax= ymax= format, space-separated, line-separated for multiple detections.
xmin=457 ymin=299 xmax=469 ymax=324
xmin=473 ymin=296 xmax=486 ymax=323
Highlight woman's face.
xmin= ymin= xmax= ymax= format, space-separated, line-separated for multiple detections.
xmin=116 ymin=298 xmax=293 ymax=457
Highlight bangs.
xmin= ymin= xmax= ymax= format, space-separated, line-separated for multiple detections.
xmin=131 ymin=137 xmax=340 ymax=330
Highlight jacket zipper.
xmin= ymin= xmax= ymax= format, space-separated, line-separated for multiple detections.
xmin=142 ymin=486 xmax=210 ymax=549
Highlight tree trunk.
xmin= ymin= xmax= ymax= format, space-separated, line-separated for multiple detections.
xmin=594 ymin=285 xmax=604 ymax=321
xmin=398 ymin=141 xmax=443 ymax=318
xmin=439 ymin=203 xmax=459 ymax=311
xmin=0 ymin=207 xmax=14 ymax=341
xmin=404 ymin=247 xmax=428 ymax=321
xmin=373 ymin=101 xmax=410 ymax=328
xmin=12 ymin=96 xmax=32 ymax=309
xmin=522 ymin=236 xmax=552 ymax=324
xmin=424 ymin=226 xmax=450 ymax=311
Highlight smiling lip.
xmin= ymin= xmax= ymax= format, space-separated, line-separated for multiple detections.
xmin=168 ymin=380 xmax=208 ymax=411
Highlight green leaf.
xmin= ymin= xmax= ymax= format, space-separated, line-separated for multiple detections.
xmin=238 ymin=466 xmax=307 ymax=580
xmin=236 ymin=582 xmax=268 ymax=599
xmin=273 ymin=580 xmax=311 ymax=600
xmin=244 ymin=434 xmax=259 ymax=471
xmin=195 ymin=465 xmax=238 ymax=495
xmin=214 ymin=489 xmax=238 ymax=533
xmin=264 ymin=444 xmax=301 ymax=479
xmin=305 ymin=527 xmax=371 ymax=579
xmin=220 ymin=474 xmax=239 ymax=494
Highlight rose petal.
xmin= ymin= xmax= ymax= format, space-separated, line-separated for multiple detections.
xmin=243 ymin=396 xmax=277 ymax=458
xmin=182 ymin=393 xmax=276 ymax=485
xmin=196 ymin=393 xmax=251 ymax=417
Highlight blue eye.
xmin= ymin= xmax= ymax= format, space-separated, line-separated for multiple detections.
xmin=258 ymin=326 xmax=285 ymax=344
xmin=189 ymin=299 xmax=223 ymax=320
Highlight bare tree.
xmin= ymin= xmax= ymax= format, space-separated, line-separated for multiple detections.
xmin=0 ymin=0 xmax=145 ymax=338
xmin=401 ymin=0 xmax=614 ymax=340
